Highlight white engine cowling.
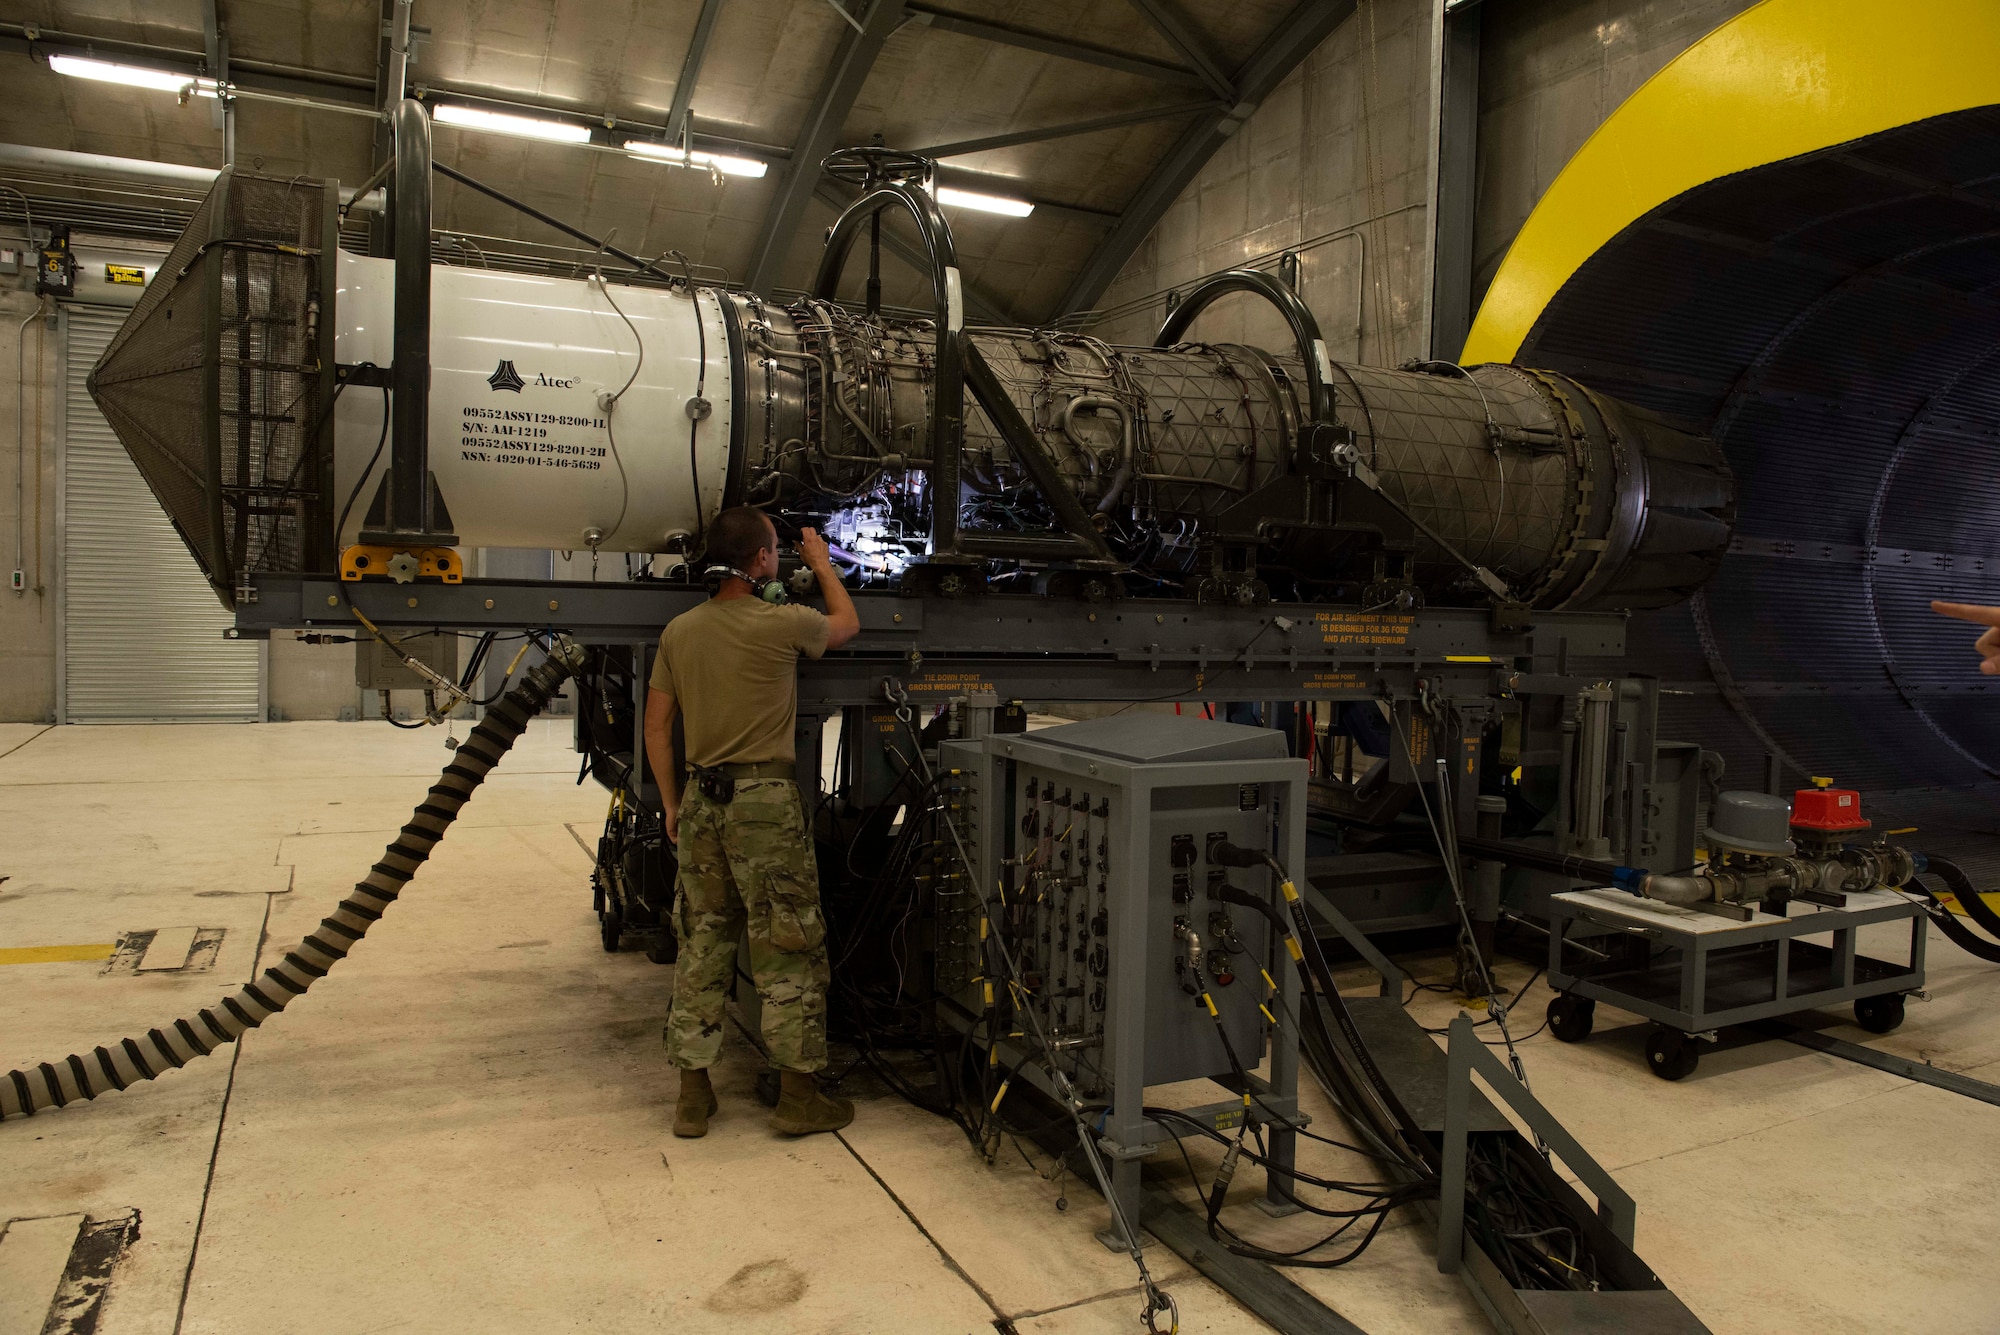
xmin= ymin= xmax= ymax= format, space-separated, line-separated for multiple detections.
xmin=333 ymin=253 xmax=733 ymax=553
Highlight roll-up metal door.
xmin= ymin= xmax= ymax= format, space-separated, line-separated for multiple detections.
xmin=60 ymin=304 xmax=261 ymax=723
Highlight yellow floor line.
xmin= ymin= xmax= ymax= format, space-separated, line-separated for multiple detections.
xmin=1937 ymin=891 xmax=2000 ymax=917
xmin=0 ymin=942 xmax=118 ymax=965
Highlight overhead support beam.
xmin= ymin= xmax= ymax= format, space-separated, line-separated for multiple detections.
xmin=1428 ymin=2 xmax=1481 ymax=361
xmin=1121 ymin=0 xmax=1234 ymax=100
xmin=233 ymin=63 xmax=373 ymax=105
xmin=0 ymin=142 xmax=219 ymax=190
xmin=745 ymin=0 xmax=904 ymax=294
xmin=382 ymin=0 xmax=413 ymax=111
xmin=201 ymin=0 xmax=232 ymax=164
xmin=364 ymin=0 xmax=402 ymax=256
xmin=905 ymin=3 xmax=1209 ymax=89
xmin=1055 ymin=0 xmax=1357 ymax=321
xmin=911 ymin=99 xmax=1217 ymax=159
xmin=0 ymin=141 xmax=385 ymax=209
xmin=811 ymin=180 xmax=1021 ymax=324
xmin=666 ymin=0 xmax=727 ymax=143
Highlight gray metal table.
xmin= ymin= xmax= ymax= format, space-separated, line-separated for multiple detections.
xmin=1545 ymin=888 xmax=1926 ymax=1080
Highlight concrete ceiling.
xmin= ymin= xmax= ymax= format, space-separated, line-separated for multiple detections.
xmin=0 ymin=0 xmax=1314 ymax=320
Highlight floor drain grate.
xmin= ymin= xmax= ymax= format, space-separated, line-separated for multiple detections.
xmin=102 ymin=928 xmax=227 ymax=976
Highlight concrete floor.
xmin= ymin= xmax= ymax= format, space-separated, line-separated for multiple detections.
xmin=3 ymin=719 xmax=1998 ymax=1334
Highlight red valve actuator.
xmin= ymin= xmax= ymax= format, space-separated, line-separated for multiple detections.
xmin=1792 ymin=785 xmax=1867 ymax=832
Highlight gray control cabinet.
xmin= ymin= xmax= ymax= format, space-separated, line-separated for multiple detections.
xmin=941 ymin=715 xmax=1309 ymax=1242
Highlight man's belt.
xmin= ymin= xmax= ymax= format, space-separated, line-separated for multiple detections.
xmin=702 ymin=760 xmax=795 ymax=783
xmin=686 ymin=760 xmax=795 ymax=803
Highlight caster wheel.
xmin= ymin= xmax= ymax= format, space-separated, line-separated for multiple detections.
xmin=600 ymin=903 xmax=624 ymax=953
xmin=645 ymin=923 xmax=679 ymax=965
xmin=1547 ymin=994 xmax=1595 ymax=1043
xmin=1645 ymin=1027 xmax=1699 ymax=1081
xmin=1854 ymin=993 xmax=1906 ymax=1034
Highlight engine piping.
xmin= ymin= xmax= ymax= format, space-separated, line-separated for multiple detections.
xmin=1061 ymin=395 xmax=1133 ymax=513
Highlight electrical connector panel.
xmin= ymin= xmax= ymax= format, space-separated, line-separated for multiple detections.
xmin=943 ymin=714 xmax=1307 ymax=1092
xmin=353 ymin=631 xmax=457 ymax=690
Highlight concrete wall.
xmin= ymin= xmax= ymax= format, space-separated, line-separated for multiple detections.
xmin=1469 ymin=0 xmax=1757 ymax=307
xmin=0 ymin=287 xmax=59 ymax=722
xmin=1088 ymin=0 xmax=1439 ymax=366
xmin=1086 ymin=0 xmax=1755 ymax=369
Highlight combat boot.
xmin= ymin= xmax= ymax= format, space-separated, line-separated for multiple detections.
xmin=673 ymin=1068 xmax=719 ymax=1138
xmin=771 ymin=1070 xmax=853 ymax=1135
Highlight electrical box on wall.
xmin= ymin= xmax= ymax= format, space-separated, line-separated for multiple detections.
xmin=36 ymin=224 xmax=75 ymax=297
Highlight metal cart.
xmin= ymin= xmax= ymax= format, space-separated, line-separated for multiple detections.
xmin=1543 ymin=888 xmax=1926 ymax=1079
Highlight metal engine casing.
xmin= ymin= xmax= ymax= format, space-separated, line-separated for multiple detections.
xmin=726 ymin=298 xmax=1734 ymax=610
xmin=91 ymin=169 xmax=1736 ymax=613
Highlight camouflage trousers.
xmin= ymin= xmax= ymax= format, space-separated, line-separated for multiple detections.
xmin=664 ymin=779 xmax=831 ymax=1073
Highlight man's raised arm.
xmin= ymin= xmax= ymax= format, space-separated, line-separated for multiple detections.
xmin=798 ymin=527 xmax=860 ymax=649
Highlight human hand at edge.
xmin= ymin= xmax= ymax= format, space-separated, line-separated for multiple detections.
xmin=663 ymin=797 xmax=681 ymax=844
xmin=1932 ymin=601 xmax=2000 ymax=675
xmin=797 ymin=526 xmax=833 ymax=573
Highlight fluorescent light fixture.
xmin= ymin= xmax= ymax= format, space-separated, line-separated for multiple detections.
xmin=623 ymin=140 xmax=768 ymax=178
xmin=936 ymin=186 xmax=1033 ymax=218
xmin=433 ymin=103 xmax=591 ymax=144
xmin=47 ymin=54 xmax=197 ymax=93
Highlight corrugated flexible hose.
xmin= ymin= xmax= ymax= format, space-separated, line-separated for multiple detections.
xmin=1 ymin=638 xmax=584 ymax=1122
xmin=1911 ymin=857 xmax=2000 ymax=965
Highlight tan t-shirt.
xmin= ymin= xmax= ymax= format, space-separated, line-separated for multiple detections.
xmin=650 ymin=597 xmax=830 ymax=766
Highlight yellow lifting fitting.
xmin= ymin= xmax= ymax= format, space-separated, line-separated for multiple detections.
xmin=341 ymin=544 xmax=463 ymax=584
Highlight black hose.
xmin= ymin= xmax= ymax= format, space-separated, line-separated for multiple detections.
xmin=1906 ymin=874 xmax=2000 ymax=964
xmin=1927 ymin=857 xmax=2000 ymax=942
xmin=1454 ymin=836 xmax=1624 ymax=883
xmin=1 ymin=639 xmax=585 ymax=1122
xmin=1214 ymin=882 xmax=1291 ymax=937
xmin=1211 ymin=840 xmax=1437 ymax=1174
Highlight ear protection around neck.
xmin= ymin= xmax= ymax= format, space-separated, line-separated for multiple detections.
xmin=705 ymin=564 xmax=788 ymax=604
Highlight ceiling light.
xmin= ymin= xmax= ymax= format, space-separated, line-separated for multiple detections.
xmin=623 ymin=141 xmax=768 ymax=178
xmin=937 ymin=186 xmax=1033 ymax=218
xmin=434 ymin=103 xmax=591 ymax=144
xmin=47 ymin=54 xmax=197 ymax=94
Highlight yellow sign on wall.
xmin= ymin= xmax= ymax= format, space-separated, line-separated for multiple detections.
xmin=105 ymin=263 xmax=147 ymax=286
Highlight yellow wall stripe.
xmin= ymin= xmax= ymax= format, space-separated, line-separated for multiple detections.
xmin=1463 ymin=0 xmax=2000 ymax=365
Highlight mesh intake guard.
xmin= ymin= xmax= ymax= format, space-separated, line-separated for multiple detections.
xmin=87 ymin=168 xmax=340 ymax=609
